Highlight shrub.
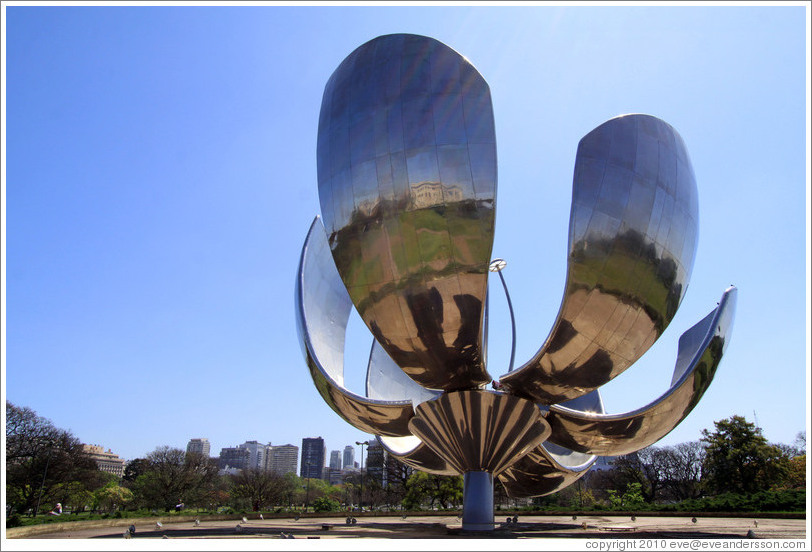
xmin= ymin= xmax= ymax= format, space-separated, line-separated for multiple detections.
xmin=312 ymin=497 xmax=340 ymax=512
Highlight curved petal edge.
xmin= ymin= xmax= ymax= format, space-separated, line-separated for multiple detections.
xmin=296 ymin=216 xmax=416 ymax=437
xmin=498 ymin=442 xmax=598 ymax=498
xmin=544 ymin=285 xmax=737 ymax=456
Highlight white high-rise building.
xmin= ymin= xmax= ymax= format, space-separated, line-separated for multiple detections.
xmin=329 ymin=450 xmax=342 ymax=470
xmin=266 ymin=444 xmax=299 ymax=475
xmin=186 ymin=438 xmax=211 ymax=457
xmin=343 ymin=445 xmax=355 ymax=470
xmin=238 ymin=440 xmax=267 ymax=471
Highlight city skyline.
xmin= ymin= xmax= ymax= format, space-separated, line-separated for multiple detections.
xmin=4 ymin=5 xmax=808 ymax=466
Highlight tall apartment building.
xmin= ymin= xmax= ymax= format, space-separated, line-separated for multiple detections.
xmin=266 ymin=444 xmax=299 ymax=475
xmin=300 ymin=437 xmax=325 ymax=479
xmin=366 ymin=440 xmax=388 ymax=487
xmin=238 ymin=440 xmax=267 ymax=471
xmin=81 ymin=444 xmax=126 ymax=478
xmin=343 ymin=445 xmax=355 ymax=470
xmin=218 ymin=447 xmax=250 ymax=471
xmin=329 ymin=450 xmax=342 ymax=470
xmin=326 ymin=467 xmax=343 ymax=486
xmin=186 ymin=438 xmax=211 ymax=457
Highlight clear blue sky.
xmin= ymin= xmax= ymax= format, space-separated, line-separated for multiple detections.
xmin=3 ymin=4 xmax=809 ymax=465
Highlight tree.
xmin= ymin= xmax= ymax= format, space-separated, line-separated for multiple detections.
xmin=661 ymin=441 xmax=705 ymax=501
xmin=402 ymin=472 xmax=462 ymax=510
xmin=608 ymin=447 xmax=672 ymax=503
xmin=784 ymin=455 xmax=806 ymax=490
xmin=312 ymin=496 xmax=340 ymax=512
xmin=122 ymin=458 xmax=150 ymax=484
xmin=229 ymin=469 xmax=291 ymax=511
xmin=130 ymin=447 xmax=218 ymax=512
xmin=385 ymin=457 xmax=413 ymax=509
xmin=607 ymin=482 xmax=645 ymax=510
xmin=701 ymin=415 xmax=788 ymax=495
xmin=94 ymin=482 xmax=134 ymax=513
xmin=793 ymin=432 xmax=806 ymax=455
xmin=5 ymin=401 xmax=104 ymax=516
xmin=55 ymin=481 xmax=94 ymax=514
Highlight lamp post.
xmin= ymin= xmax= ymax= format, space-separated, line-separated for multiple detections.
xmin=355 ymin=441 xmax=367 ymax=512
xmin=489 ymin=258 xmax=517 ymax=372
xmin=33 ymin=447 xmax=53 ymax=518
xmin=304 ymin=461 xmax=312 ymax=512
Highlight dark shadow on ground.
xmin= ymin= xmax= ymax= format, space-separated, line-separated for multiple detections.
xmin=91 ymin=521 xmax=748 ymax=540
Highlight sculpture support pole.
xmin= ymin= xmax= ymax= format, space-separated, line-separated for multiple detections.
xmin=462 ymin=471 xmax=494 ymax=531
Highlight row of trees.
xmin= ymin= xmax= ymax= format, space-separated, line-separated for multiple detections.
xmin=539 ymin=416 xmax=805 ymax=511
xmin=6 ymin=401 xmax=805 ymax=520
xmin=6 ymin=401 xmax=463 ymax=517
xmin=6 ymin=402 xmax=112 ymax=517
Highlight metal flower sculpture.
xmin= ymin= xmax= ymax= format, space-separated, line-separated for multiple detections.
xmin=295 ymin=34 xmax=736 ymax=530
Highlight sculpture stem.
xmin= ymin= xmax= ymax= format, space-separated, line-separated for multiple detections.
xmin=462 ymin=471 xmax=494 ymax=531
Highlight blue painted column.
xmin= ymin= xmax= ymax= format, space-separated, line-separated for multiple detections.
xmin=462 ymin=471 xmax=494 ymax=531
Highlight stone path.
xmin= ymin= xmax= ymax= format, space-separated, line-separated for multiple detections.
xmin=8 ymin=514 xmax=807 ymax=541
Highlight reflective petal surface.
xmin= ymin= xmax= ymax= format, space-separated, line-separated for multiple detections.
xmin=300 ymin=33 xmax=738 ymax=515
xmin=296 ymin=216 xmax=415 ymax=436
xmin=500 ymin=114 xmax=699 ymax=404
xmin=317 ymin=34 xmax=497 ymax=391
xmin=378 ymin=434 xmax=457 ymax=476
xmin=545 ymin=286 xmax=737 ymax=456
xmin=366 ymin=339 xmax=440 ymax=406
xmin=498 ymin=441 xmax=597 ymax=499
xmin=408 ymin=390 xmax=550 ymax=475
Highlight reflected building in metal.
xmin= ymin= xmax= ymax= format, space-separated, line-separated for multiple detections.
xmin=295 ymin=33 xmax=737 ymax=530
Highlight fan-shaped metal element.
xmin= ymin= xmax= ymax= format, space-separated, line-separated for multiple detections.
xmin=296 ymin=216 xmax=416 ymax=436
xmin=545 ymin=286 xmax=737 ymax=456
xmin=316 ymin=33 xmax=497 ymax=392
xmin=407 ymin=390 xmax=550 ymax=475
xmin=500 ymin=114 xmax=699 ymax=404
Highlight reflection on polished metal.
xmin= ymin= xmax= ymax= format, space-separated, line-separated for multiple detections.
xmin=408 ymin=390 xmax=550 ymax=475
xmin=545 ymin=286 xmax=737 ymax=456
xmin=500 ymin=114 xmax=700 ymax=404
xmin=317 ymin=33 xmax=496 ymax=392
xmin=296 ymin=33 xmax=737 ymax=531
xmin=296 ymin=217 xmax=416 ymax=437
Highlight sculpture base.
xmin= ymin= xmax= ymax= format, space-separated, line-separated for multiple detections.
xmin=462 ymin=471 xmax=494 ymax=531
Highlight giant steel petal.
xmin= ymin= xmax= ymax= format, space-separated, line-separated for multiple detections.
xmin=498 ymin=442 xmax=598 ymax=499
xmin=377 ymin=435 xmax=457 ymax=476
xmin=545 ymin=286 xmax=737 ymax=456
xmin=296 ymin=216 xmax=415 ymax=437
xmin=366 ymin=338 xmax=440 ymax=407
xmin=367 ymin=339 xmax=450 ymax=474
xmin=500 ymin=114 xmax=700 ymax=404
xmin=316 ymin=33 xmax=497 ymax=391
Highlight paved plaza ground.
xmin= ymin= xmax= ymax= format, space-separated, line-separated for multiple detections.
xmin=6 ymin=513 xmax=807 ymax=541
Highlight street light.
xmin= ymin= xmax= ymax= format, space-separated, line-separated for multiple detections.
xmin=303 ymin=461 xmax=312 ymax=512
xmin=355 ymin=441 xmax=367 ymax=512
xmin=489 ymin=258 xmax=517 ymax=372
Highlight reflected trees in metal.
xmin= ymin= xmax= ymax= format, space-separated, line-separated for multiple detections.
xmin=295 ymin=33 xmax=737 ymax=531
